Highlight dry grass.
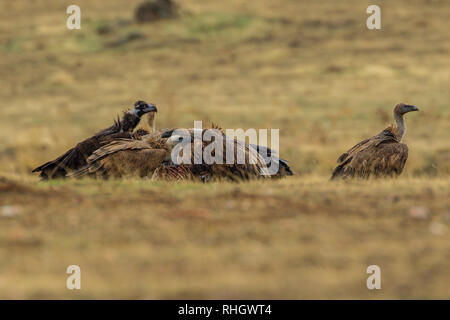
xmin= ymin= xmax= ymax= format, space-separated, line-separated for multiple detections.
xmin=0 ymin=176 xmax=449 ymax=299
xmin=0 ymin=0 xmax=449 ymax=299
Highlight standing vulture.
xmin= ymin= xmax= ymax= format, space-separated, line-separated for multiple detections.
xmin=331 ymin=103 xmax=419 ymax=180
xmin=69 ymin=135 xmax=185 ymax=179
xmin=249 ymin=144 xmax=293 ymax=177
xmin=32 ymin=100 xmax=157 ymax=179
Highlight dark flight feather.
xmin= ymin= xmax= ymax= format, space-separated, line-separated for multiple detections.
xmin=32 ymin=111 xmax=143 ymax=179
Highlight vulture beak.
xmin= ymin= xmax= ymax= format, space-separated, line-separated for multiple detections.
xmin=409 ymin=105 xmax=419 ymax=112
xmin=144 ymin=104 xmax=158 ymax=113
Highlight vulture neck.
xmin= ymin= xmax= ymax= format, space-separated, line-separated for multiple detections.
xmin=146 ymin=113 xmax=156 ymax=133
xmin=394 ymin=111 xmax=405 ymax=141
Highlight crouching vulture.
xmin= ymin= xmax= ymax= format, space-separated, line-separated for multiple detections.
xmin=32 ymin=100 xmax=157 ymax=179
xmin=331 ymin=103 xmax=419 ymax=180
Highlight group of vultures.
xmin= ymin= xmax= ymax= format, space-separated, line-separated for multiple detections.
xmin=32 ymin=101 xmax=419 ymax=182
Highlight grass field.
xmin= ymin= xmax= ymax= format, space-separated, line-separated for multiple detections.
xmin=0 ymin=0 xmax=449 ymax=299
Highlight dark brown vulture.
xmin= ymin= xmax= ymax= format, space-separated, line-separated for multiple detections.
xmin=32 ymin=100 xmax=157 ymax=179
xmin=68 ymin=135 xmax=185 ymax=179
xmin=331 ymin=103 xmax=419 ymax=180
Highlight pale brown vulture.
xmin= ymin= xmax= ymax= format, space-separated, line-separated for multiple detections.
xmin=331 ymin=103 xmax=419 ymax=180
xmin=69 ymin=135 xmax=185 ymax=179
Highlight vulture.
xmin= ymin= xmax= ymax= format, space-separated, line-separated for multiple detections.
xmin=32 ymin=100 xmax=157 ymax=179
xmin=249 ymin=144 xmax=293 ymax=177
xmin=70 ymin=125 xmax=270 ymax=181
xmin=160 ymin=127 xmax=292 ymax=180
xmin=69 ymin=135 xmax=186 ymax=179
xmin=160 ymin=126 xmax=271 ymax=181
xmin=331 ymin=103 xmax=419 ymax=180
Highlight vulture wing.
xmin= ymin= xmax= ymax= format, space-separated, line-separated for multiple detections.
xmin=32 ymin=111 xmax=143 ymax=179
xmin=189 ymin=129 xmax=269 ymax=181
xmin=249 ymin=143 xmax=293 ymax=177
xmin=69 ymin=139 xmax=167 ymax=179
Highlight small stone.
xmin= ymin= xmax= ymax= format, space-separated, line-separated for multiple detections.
xmin=225 ymin=201 xmax=236 ymax=210
xmin=1 ymin=205 xmax=22 ymax=217
xmin=388 ymin=195 xmax=400 ymax=203
xmin=134 ymin=0 xmax=177 ymax=23
xmin=429 ymin=222 xmax=447 ymax=236
xmin=409 ymin=206 xmax=430 ymax=219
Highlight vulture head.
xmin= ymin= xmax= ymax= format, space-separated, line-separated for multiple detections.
xmin=395 ymin=103 xmax=419 ymax=115
xmin=133 ymin=100 xmax=158 ymax=117
xmin=166 ymin=135 xmax=184 ymax=148
xmin=165 ymin=135 xmax=185 ymax=161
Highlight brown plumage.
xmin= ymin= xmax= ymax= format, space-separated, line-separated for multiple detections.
xmin=69 ymin=135 xmax=182 ymax=179
xmin=162 ymin=124 xmax=292 ymax=179
xmin=160 ymin=126 xmax=270 ymax=181
xmin=249 ymin=143 xmax=293 ymax=178
xmin=331 ymin=103 xmax=419 ymax=180
xmin=32 ymin=101 xmax=157 ymax=179
xmin=133 ymin=108 xmax=177 ymax=142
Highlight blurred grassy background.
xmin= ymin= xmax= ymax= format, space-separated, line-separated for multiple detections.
xmin=0 ymin=0 xmax=449 ymax=299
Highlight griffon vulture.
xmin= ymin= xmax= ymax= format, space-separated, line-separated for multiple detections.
xmin=160 ymin=127 xmax=270 ymax=181
xmin=331 ymin=103 xmax=419 ymax=180
xmin=32 ymin=100 xmax=157 ymax=179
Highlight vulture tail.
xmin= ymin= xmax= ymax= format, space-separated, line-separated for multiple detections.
xmin=32 ymin=147 xmax=74 ymax=173
xmin=330 ymin=157 xmax=352 ymax=180
xmin=31 ymin=147 xmax=79 ymax=179
xmin=68 ymin=161 xmax=104 ymax=179
xmin=330 ymin=166 xmax=344 ymax=180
